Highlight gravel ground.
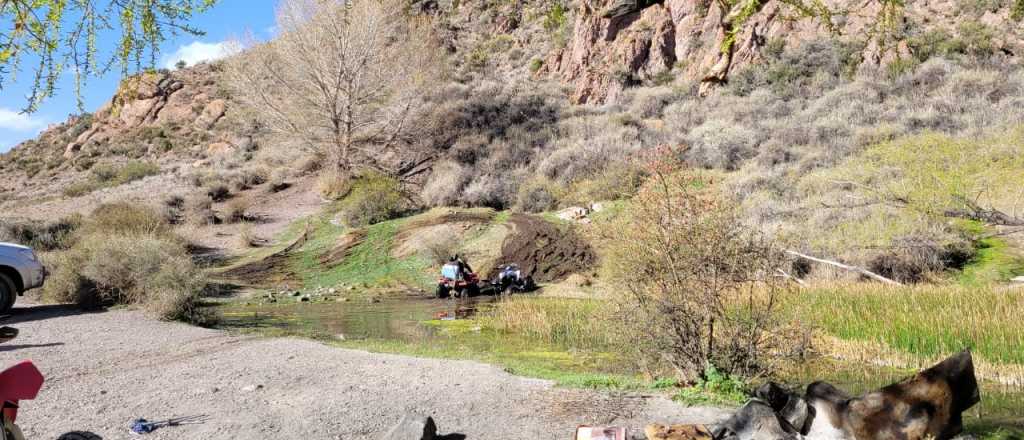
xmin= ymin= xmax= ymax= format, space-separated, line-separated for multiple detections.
xmin=1 ymin=303 xmax=728 ymax=440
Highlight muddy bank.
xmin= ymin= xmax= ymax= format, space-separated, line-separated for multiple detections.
xmin=496 ymin=214 xmax=596 ymax=282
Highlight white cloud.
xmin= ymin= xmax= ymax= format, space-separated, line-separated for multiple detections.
xmin=162 ymin=41 xmax=241 ymax=69
xmin=0 ymin=107 xmax=47 ymax=132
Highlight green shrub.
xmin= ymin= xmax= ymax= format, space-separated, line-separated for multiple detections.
xmin=64 ymin=161 xmax=160 ymax=197
xmin=63 ymin=180 xmax=101 ymax=198
xmin=116 ymin=160 xmax=160 ymax=183
xmin=674 ymin=364 xmax=749 ymax=406
xmin=528 ymin=58 xmax=544 ymax=73
xmin=958 ymin=20 xmax=997 ymax=57
xmin=542 ymin=3 xmax=568 ymax=33
xmin=336 ymin=171 xmax=404 ymax=227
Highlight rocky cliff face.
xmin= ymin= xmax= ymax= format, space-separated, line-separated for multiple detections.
xmin=543 ymin=0 xmax=1024 ymax=103
xmin=61 ymin=63 xmax=246 ymax=160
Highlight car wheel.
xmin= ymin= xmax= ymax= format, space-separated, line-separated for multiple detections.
xmin=436 ymin=284 xmax=450 ymax=299
xmin=0 ymin=273 xmax=16 ymax=314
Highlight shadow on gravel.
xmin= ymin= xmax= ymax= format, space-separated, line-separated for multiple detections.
xmin=56 ymin=431 xmax=103 ymax=440
xmin=0 ymin=342 xmax=64 ymax=352
xmin=3 ymin=304 xmax=101 ymax=325
xmin=438 ymin=435 xmax=466 ymax=440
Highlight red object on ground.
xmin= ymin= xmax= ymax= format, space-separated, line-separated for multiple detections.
xmin=0 ymin=360 xmax=44 ymax=423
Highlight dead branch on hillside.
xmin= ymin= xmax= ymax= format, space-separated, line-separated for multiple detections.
xmin=785 ymin=250 xmax=903 ymax=285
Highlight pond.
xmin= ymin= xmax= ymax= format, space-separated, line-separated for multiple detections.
xmin=218 ymin=295 xmax=500 ymax=342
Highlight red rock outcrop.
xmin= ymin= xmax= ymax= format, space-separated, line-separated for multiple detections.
xmin=546 ymin=0 xmax=1024 ymax=104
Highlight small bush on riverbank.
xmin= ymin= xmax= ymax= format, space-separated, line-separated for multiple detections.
xmin=599 ymin=156 xmax=800 ymax=382
xmin=42 ymin=203 xmax=212 ymax=324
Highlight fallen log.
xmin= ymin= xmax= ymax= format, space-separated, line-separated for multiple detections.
xmin=784 ymin=250 xmax=902 ymax=286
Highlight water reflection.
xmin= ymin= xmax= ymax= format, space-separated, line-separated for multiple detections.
xmin=219 ymin=295 xmax=498 ymax=341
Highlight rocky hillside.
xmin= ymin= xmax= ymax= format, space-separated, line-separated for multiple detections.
xmin=538 ymin=0 xmax=1024 ymax=103
xmin=0 ymin=63 xmax=259 ymax=205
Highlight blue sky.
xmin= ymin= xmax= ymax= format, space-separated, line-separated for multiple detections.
xmin=0 ymin=1 xmax=278 ymax=152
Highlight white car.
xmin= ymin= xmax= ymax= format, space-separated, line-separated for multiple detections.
xmin=0 ymin=243 xmax=46 ymax=312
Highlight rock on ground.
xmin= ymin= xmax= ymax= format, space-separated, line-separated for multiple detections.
xmin=1 ymin=303 xmax=728 ymax=439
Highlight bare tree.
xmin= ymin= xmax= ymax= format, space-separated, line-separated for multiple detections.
xmin=224 ymin=0 xmax=444 ymax=179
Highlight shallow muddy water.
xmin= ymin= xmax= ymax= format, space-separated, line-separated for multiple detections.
xmin=218 ymin=295 xmax=499 ymax=341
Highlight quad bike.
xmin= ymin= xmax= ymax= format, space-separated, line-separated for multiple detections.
xmin=491 ymin=264 xmax=535 ymax=295
xmin=0 ymin=327 xmax=42 ymax=440
xmin=436 ymin=262 xmax=480 ymax=299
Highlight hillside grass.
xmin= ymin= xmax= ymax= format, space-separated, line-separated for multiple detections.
xmin=291 ymin=214 xmax=434 ymax=289
xmin=63 ymin=160 xmax=160 ymax=197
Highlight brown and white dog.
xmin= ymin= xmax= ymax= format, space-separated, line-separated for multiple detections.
xmin=713 ymin=350 xmax=980 ymax=440
xmin=805 ymin=350 xmax=980 ymax=440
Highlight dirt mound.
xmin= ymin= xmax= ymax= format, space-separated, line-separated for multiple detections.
xmin=496 ymin=214 xmax=595 ymax=283
xmin=391 ymin=210 xmax=495 ymax=259
xmin=219 ymin=224 xmax=311 ymax=286
xmin=320 ymin=228 xmax=368 ymax=266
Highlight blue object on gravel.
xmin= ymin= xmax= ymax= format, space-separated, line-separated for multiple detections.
xmin=130 ymin=419 xmax=157 ymax=434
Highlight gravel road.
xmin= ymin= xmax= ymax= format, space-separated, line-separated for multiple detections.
xmin=1 ymin=303 xmax=728 ymax=440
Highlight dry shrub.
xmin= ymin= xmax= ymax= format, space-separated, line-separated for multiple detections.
xmin=516 ymin=178 xmax=561 ymax=213
xmin=0 ymin=216 xmax=81 ymax=251
xmin=420 ymin=160 xmax=470 ymax=207
xmin=224 ymin=197 xmax=253 ymax=223
xmin=317 ymin=171 xmax=353 ymax=200
xmin=42 ymin=204 xmax=211 ymax=323
xmin=867 ymin=235 xmax=974 ymax=283
xmin=462 ymin=174 xmax=517 ymax=209
xmin=599 ymin=154 xmax=799 ymax=381
xmin=422 ymin=235 xmax=459 ymax=265
xmin=162 ymin=195 xmax=185 ymax=225
xmin=205 ymin=183 xmax=231 ymax=202
xmin=185 ymin=195 xmax=218 ymax=226
xmin=238 ymin=224 xmax=259 ymax=248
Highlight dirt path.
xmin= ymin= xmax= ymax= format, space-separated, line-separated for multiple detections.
xmin=1 ymin=303 xmax=728 ymax=440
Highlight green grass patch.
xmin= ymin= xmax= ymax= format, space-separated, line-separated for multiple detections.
xmin=63 ymin=160 xmax=161 ymax=197
xmin=673 ymin=365 xmax=748 ymax=407
xmin=959 ymin=236 xmax=1024 ymax=285
xmin=788 ymin=284 xmax=1024 ymax=364
xmin=290 ymin=214 xmax=434 ymax=289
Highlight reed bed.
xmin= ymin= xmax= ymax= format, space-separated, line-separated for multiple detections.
xmin=484 ymin=296 xmax=618 ymax=351
xmin=789 ymin=283 xmax=1024 ymax=366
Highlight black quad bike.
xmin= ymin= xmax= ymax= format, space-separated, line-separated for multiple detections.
xmin=490 ymin=264 xmax=535 ymax=294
